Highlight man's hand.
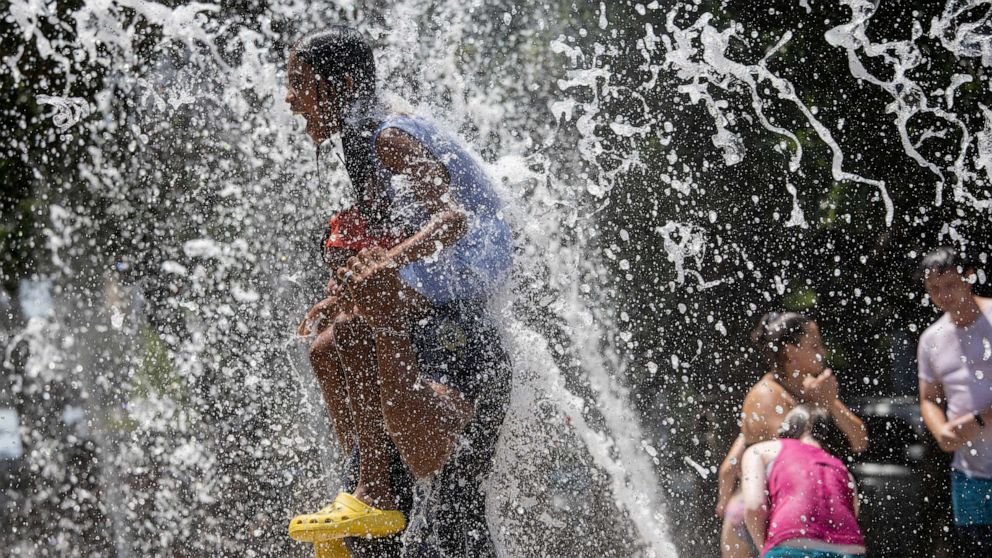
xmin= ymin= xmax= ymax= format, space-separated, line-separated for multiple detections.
xmin=803 ymin=369 xmax=839 ymax=407
xmin=298 ymin=295 xmax=341 ymax=336
xmin=337 ymin=247 xmax=406 ymax=328
xmin=936 ymin=422 xmax=964 ymax=452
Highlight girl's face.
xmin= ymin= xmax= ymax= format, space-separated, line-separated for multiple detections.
xmin=285 ymin=52 xmax=341 ymax=143
xmin=781 ymin=321 xmax=825 ymax=378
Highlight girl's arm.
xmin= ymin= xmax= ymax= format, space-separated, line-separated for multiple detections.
xmin=742 ymin=444 xmax=771 ymax=549
xmin=716 ymin=433 xmax=746 ymax=517
xmin=848 ymin=472 xmax=861 ymax=518
xmin=829 ymin=398 xmax=869 ymax=454
xmin=373 ymin=127 xmax=468 ymax=267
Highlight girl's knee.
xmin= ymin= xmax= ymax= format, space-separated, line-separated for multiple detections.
xmin=309 ymin=328 xmax=338 ymax=363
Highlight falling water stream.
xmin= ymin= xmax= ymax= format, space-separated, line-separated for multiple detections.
xmin=2 ymin=0 xmax=991 ymax=557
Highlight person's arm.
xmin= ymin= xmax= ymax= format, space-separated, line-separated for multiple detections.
xmin=848 ymin=472 xmax=861 ymax=519
xmin=741 ymin=445 xmax=770 ymax=550
xmin=829 ymin=398 xmax=868 ymax=454
xmin=373 ymin=128 xmax=468 ymax=267
xmin=920 ymin=378 xmax=966 ymax=452
xmin=804 ymin=369 xmax=868 ymax=453
xmin=945 ymin=404 xmax=992 ymax=441
xmin=716 ymin=433 xmax=746 ymax=517
xmin=298 ymin=295 xmax=342 ymax=336
xmin=932 ymin=388 xmax=992 ymax=451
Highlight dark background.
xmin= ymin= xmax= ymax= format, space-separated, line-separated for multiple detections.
xmin=3 ymin=1 xmax=991 ymax=556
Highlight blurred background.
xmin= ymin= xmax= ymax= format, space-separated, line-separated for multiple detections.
xmin=2 ymin=0 xmax=991 ymax=556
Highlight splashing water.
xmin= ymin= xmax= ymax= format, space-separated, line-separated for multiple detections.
xmin=35 ymin=96 xmax=92 ymax=131
xmin=3 ymin=1 xmax=992 ymax=557
xmin=3 ymin=0 xmax=680 ymax=556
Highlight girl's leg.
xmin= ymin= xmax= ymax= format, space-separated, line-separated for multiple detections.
xmin=341 ymin=261 xmax=474 ymax=480
xmin=368 ymin=284 xmax=475 ymax=479
xmin=333 ymin=314 xmax=400 ymax=509
xmin=720 ymin=518 xmax=755 ymax=558
xmin=309 ymin=325 xmax=356 ymax=453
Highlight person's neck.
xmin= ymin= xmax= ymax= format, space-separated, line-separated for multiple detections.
xmin=947 ymin=295 xmax=983 ymax=328
xmin=342 ymin=96 xmax=383 ymax=129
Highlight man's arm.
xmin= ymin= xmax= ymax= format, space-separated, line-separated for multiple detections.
xmin=920 ymin=378 xmax=967 ymax=452
xmin=741 ymin=445 xmax=770 ymax=549
xmin=932 ymin=383 xmax=992 ymax=449
xmin=716 ymin=433 xmax=746 ymax=517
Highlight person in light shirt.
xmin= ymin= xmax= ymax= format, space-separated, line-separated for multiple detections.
xmin=917 ymin=247 xmax=992 ymax=556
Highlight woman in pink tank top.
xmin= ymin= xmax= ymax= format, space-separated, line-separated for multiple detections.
xmin=742 ymin=405 xmax=866 ymax=558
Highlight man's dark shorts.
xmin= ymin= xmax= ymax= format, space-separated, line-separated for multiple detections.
xmin=344 ymin=299 xmax=511 ymax=558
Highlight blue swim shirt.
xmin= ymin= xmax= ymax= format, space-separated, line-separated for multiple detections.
xmin=370 ymin=114 xmax=513 ymax=305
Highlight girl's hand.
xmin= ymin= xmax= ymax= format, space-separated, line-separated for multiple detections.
xmin=298 ymin=295 xmax=341 ymax=336
xmin=325 ymin=275 xmax=341 ymax=297
xmin=336 ymin=247 xmax=405 ymax=328
xmin=715 ymin=498 xmax=728 ymax=519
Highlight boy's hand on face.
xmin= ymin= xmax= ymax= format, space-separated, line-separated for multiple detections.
xmin=802 ymin=369 xmax=839 ymax=407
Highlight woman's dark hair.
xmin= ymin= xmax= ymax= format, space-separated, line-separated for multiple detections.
xmin=292 ymin=26 xmax=376 ymax=101
xmin=292 ymin=26 xmax=389 ymax=229
xmin=917 ymin=247 xmax=974 ymax=281
xmin=779 ymin=405 xmax=830 ymax=441
xmin=750 ymin=311 xmax=812 ymax=369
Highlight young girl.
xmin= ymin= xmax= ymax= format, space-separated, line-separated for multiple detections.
xmin=742 ymin=405 xmax=866 ymax=558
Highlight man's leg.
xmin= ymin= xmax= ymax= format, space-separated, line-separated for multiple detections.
xmin=951 ymin=471 xmax=992 ymax=557
xmin=400 ymin=303 xmax=512 ymax=558
xmin=309 ymin=325 xmax=356 ymax=453
xmin=334 ymin=314 xmax=401 ymax=510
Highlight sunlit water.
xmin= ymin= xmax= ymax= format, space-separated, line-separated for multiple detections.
xmin=2 ymin=1 xmax=991 ymax=557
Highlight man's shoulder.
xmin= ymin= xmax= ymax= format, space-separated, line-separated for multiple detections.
xmin=920 ymin=313 xmax=953 ymax=345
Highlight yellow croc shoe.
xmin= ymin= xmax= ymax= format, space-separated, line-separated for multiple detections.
xmin=314 ymin=540 xmax=350 ymax=558
xmin=288 ymin=492 xmax=406 ymax=542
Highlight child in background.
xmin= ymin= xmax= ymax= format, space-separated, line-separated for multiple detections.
xmin=742 ymin=405 xmax=866 ymax=558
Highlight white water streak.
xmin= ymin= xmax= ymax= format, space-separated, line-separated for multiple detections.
xmin=661 ymin=9 xmax=895 ymax=225
xmin=827 ymin=0 xmax=992 ymax=212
